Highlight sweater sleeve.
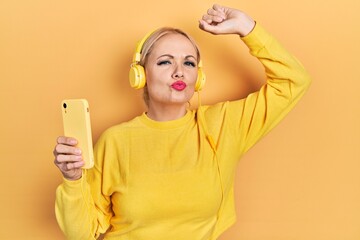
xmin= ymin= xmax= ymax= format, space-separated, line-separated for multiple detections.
xmin=225 ymin=23 xmax=312 ymax=154
xmin=55 ymin=133 xmax=114 ymax=239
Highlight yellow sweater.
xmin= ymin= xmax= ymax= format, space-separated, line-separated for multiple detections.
xmin=55 ymin=24 xmax=311 ymax=240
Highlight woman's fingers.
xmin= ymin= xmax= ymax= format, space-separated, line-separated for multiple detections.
xmin=55 ymin=153 xmax=83 ymax=164
xmin=57 ymin=136 xmax=78 ymax=146
xmin=202 ymin=14 xmax=224 ymax=24
xmin=207 ymin=4 xmax=226 ymax=19
xmin=53 ymin=136 xmax=84 ymax=180
xmin=54 ymin=159 xmax=84 ymax=170
xmin=203 ymin=6 xmax=225 ymax=24
xmin=54 ymin=143 xmax=82 ymax=156
xmin=62 ymin=161 xmax=85 ymax=171
xmin=54 ymin=154 xmax=84 ymax=180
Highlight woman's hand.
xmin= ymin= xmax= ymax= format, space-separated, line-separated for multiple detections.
xmin=53 ymin=136 xmax=84 ymax=181
xmin=199 ymin=4 xmax=256 ymax=37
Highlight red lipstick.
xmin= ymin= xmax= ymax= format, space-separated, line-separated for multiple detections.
xmin=171 ymin=81 xmax=187 ymax=91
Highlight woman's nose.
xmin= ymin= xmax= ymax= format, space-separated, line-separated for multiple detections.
xmin=172 ymin=64 xmax=184 ymax=79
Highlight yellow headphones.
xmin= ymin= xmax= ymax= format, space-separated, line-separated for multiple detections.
xmin=129 ymin=29 xmax=206 ymax=91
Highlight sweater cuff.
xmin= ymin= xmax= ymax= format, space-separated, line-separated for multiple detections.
xmin=61 ymin=177 xmax=83 ymax=195
xmin=241 ymin=23 xmax=272 ymax=53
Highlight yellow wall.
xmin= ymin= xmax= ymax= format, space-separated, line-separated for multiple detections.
xmin=1 ymin=0 xmax=359 ymax=239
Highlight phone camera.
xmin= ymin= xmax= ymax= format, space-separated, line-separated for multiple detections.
xmin=63 ymin=103 xmax=67 ymax=109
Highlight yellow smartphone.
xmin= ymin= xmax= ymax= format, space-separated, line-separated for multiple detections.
xmin=61 ymin=99 xmax=94 ymax=169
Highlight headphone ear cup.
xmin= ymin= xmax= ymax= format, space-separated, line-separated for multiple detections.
xmin=195 ymin=68 xmax=206 ymax=92
xmin=129 ymin=64 xmax=146 ymax=89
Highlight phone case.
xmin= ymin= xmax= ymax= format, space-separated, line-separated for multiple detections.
xmin=61 ymin=99 xmax=94 ymax=169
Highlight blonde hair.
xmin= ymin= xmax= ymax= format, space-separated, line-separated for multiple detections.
xmin=138 ymin=27 xmax=201 ymax=105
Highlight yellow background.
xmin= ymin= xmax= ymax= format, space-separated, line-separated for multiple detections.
xmin=1 ymin=0 xmax=359 ymax=239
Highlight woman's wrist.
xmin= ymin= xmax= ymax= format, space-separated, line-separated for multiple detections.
xmin=238 ymin=17 xmax=256 ymax=37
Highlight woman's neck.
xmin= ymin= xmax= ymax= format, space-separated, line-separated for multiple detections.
xmin=146 ymin=103 xmax=187 ymax=121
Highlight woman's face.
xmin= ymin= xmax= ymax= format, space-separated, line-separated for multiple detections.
xmin=145 ymin=33 xmax=198 ymax=107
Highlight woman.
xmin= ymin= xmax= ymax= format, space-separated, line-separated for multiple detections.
xmin=54 ymin=4 xmax=311 ymax=240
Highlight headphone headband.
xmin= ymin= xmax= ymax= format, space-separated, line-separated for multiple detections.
xmin=132 ymin=30 xmax=157 ymax=63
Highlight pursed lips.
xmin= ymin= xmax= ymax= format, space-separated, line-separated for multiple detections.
xmin=171 ymin=81 xmax=187 ymax=91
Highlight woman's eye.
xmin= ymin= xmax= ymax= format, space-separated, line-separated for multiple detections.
xmin=184 ymin=61 xmax=196 ymax=67
xmin=157 ymin=60 xmax=171 ymax=65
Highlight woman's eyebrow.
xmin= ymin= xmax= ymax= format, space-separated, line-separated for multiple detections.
xmin=185 ymin=55 xmax=197 ymax=60
xmin=157 ymin=54 xmax=174 ymax=60
xmin=156 ymin=54 xmax=196 ymax=60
